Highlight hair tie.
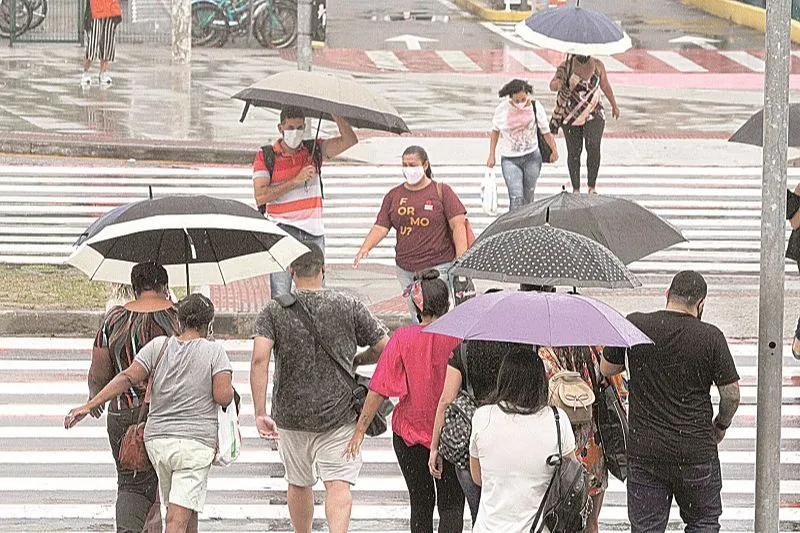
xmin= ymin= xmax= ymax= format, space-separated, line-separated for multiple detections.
xmin=402 ymin=280 xmax=424 ymax=313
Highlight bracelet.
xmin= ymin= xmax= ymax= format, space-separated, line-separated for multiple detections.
xmin=713 ymin=418 xmax=731 ymax=431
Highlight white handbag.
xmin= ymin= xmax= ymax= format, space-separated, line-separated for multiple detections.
xmin=481 ymin=168 xmax=499 ymax=216
xmin=213 ymin=397 xmax=242 ymax=467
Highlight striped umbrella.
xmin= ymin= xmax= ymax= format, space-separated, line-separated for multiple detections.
xmin=67 ymin=195 xmax=309 ymax=289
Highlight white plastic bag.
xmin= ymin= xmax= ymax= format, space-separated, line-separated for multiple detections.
xmin=481 ymin=168 xmax=498 ymax=216
xmin=213 ymin=398 xmax=242 ymax=467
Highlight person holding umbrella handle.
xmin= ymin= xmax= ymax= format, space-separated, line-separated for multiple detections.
xmin=549 ymin=55 xmax=620 ymax=195
xmin=252 ymin=106 xmax=358 ymax=299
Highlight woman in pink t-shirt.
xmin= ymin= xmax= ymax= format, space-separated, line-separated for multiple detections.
xmin=345 ymin=270 xmax=465 ymax=533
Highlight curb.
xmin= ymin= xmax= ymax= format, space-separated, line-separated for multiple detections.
xmin=683 ymin=0 xmax=800 ymax=44
xmin=0 ymin=310 xmax=411 ymax=338
xmin=453 ymin=0 xmax=532 ymax=23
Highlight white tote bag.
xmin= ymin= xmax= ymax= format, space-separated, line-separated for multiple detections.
xmin=481 ymin=168 xmax=498 ymax=216
xmin=213 ymin=398 xmax=242 ymax=467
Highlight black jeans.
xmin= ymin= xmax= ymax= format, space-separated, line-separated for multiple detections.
xmin=563 ymin=116 xmax=606 ymax=190
xmin=627 ymin=457 xmax=723 ymax=533
xmin=107 ymin=407 xmax=159 ymax=533
xmin=392 ymin=433 xmax=465 ymax=533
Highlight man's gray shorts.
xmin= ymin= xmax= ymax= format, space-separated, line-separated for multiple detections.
xmin=277 ymin=422 xmax=363 ymax=487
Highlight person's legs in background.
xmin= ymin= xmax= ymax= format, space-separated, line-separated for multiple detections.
xmin=584 ymin=117 xmax=606 ymax=193
xmin=500 ymin=156 xmax=525 ymax=212
xmin=395 ymin=266 xmax=419 ymax=323
xmin=520 ymin=149 xmax=544 ymax=205
xmin=434 ymin=458 xmax=466 ymax=533
xmin=455 ymin=467 xmax=480 ymax=525
xmin=393 ymin=433 xmax=437 ymax=533
xmin=562 ymin=124 xmax=585 ymax=193
xmin=270 ymin=224 xmax=326 ymax=298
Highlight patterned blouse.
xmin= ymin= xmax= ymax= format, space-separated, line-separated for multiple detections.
xmin=94 ymin=305 xmax=180 ymax=410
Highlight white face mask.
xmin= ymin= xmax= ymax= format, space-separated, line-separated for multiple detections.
xmin=282 ymin=129 xmax=304 ymax=149
xmin=511 ymin=99 xmax=529 ymax=110
xmin=403 ymin=166 xmax=426 ymax=185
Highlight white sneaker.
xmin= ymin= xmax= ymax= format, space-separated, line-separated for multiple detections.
xmin=98 ymin=72 xmax=112 ymax=86
xmin=80 ymin=71 xmax=92 ymax=86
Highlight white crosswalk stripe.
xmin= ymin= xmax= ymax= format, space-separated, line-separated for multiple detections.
xmin=1 ymin=339 xmax=797 ymax=531
xmin=3 ymin=165 xmax=800 ymax=276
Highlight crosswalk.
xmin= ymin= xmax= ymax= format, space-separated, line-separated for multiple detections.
xmin=1 ymin=336 xmax=798 ymax=531
xmin=308 ymin=47 xmax=798 ymax=75
xmin=3 ymin=164 xmax=800 ymax=276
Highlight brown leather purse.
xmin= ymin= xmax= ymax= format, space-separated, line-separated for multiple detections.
xmin=119 ymin=337 xmax=170 ymax=473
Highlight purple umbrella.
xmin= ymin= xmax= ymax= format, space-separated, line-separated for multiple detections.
xmin=423 ymin=291 xmax=651 ymax=348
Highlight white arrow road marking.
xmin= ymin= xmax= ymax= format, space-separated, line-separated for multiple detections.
xmin=669 ymin=35 xmax=721 ymax=50
xmin=384 ymin=34 xmax=438 ymax=50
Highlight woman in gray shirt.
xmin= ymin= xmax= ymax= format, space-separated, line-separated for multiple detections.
xmin=66 ymin=294 xmax=234 ymax=533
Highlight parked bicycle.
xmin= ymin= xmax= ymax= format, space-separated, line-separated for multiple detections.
xmin=0 ymin=0 xmax=48 ymax=38
xmin=191 ymin=0 xmax=296 ymax=48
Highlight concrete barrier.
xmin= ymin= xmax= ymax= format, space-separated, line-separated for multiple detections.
xmin=683 ymin=0 xmax=800 ymax=44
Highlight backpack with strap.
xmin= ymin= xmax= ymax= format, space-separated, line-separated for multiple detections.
xmin=257 ymin=140 xmax=324 ymax=214
xmin=531 ymin=407 xmax=591 ymax=533
xmin=438 ymin=344 xmax=477 ymax=470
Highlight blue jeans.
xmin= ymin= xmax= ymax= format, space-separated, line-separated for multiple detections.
xmin=395 ymin=261 xmax=453 ymax=323
xmin=455 ymin=466 xmax=481 ymax=525
xmin=500 ymin=149 xmax=543 ymax=212
xmin=269 ymin=223 xmax=326 ymax=299
xmin=628 ymin=457 xmax=723 ymax=533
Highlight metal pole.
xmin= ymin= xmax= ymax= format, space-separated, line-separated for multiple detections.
xmin=171 ymin=0 xmax=191 ymax=64
xmin=297 ymin=0 xmax=312 ymax=71
xmin=756 ymin=0 xmax=791 ymax=530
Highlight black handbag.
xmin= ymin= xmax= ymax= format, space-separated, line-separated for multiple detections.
xmin=533 ymin=101 xmax=553 ymax=164
xmin=588 ymin=362 xmax=629 ymax=482
xmin=531 ymin=407 xmax=591 ymax=533
xmin=275 ymin=294 xmax=393 ymax=437
xmin=438 ymin=345 xmax=477 ymax=470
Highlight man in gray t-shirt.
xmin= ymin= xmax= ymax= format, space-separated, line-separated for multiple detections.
xmin=251 ymin=243 xmax=388 ymax=533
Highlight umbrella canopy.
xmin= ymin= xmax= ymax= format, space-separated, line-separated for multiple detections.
xmin=476 ymin=191 xmax=686 ymax=264
xmin=729 ymin=103 xmax=800 ymax=147
xmin=515 ymin=6 xmax=632 ymax=56
xmin=423 ymin=291 xmax=652 ymax=348
xmin=450 ymin=225 xmax=640 ymax=289
xmin=232 ymin=71 xmax=410 ymax=134
xmin=67 ymin=195 xmax=309 ymax=286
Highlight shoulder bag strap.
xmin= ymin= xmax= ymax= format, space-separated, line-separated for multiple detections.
xmin=530 ymin=406 xmax=562 ymax=533
xmin=137 ymin=336 xmax=170 ymax=425
xmin=279 ymin=295 xmax=358 ymax=388
xmin=436 ymin=181 xmax=443 ymax=202
xmin=459 ymin=343 xmax=474 ymax=398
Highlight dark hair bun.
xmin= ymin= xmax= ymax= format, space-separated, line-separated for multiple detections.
xmin=178 ymin=293 xmax=215 ymax=330
xmin=413 ymin=269 xmax=440 ymax=282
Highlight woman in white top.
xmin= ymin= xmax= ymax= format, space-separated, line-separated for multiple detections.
xmin=469 ymin=345 xmax=576 ymax=533
xmin=488 ymin=79 xmax=559 ymax=211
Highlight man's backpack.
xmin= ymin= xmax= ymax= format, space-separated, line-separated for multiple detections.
xmin=258 ymin=140 xmax=324 ymax=214
xmin=531 ymin=407 xmax=591 ymax=533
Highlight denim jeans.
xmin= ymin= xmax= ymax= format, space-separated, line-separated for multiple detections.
xmin=627 ymin=457 xmax=723 ymax=533
xmin=395 ymin=261 xmax=453 ymax=323
xmin=500 ymin=149 xmax=543 ymax=211
xmin=270 ymin=223 xmax=326 ymax=299
xmin=455 ymin=466 xmax=481 ymax=525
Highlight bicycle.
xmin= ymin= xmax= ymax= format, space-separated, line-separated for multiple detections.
xmin=191 ymin=0 xmax=295 ymax=48
xmin=0 ymin=0 xmax=33 ymax=38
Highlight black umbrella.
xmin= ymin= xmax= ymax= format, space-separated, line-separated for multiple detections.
xmin=67 ymin=195 xmax=309 ymax=290
xmin=515 ymin=5 xmax=632 ymax=56
xmin=450 ymin=225 xmax=640 ymax=289
xmin=233 ymin=71 xmax=410 ymax=134
xmin=729 ymin=104 xmax=800 ymax=147
xmin=475 ymin=191 xmax=686 ymax=265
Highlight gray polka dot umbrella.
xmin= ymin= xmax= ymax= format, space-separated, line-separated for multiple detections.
xmin=450 ymin=225 xmax=640 ymax=289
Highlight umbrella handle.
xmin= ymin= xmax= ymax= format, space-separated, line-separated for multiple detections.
xmin=239 ymin=102 xmax=251 ymax=123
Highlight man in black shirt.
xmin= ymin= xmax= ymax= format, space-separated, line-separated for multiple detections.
xmin=601 ymin=271 xmax=740 ymax=533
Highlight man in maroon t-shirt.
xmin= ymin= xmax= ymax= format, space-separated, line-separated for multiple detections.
xmin=353 ymin=146 xmax=467 ymax=320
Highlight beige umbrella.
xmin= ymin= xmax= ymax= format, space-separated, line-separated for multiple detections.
xmin=232 ymin=71 xmax=410 ymax=134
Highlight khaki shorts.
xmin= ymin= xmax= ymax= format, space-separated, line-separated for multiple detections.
xmin=278 ymin=422 xmax=363 ymax=487
xmin=145 ymin=437 xmax=215 ymax=512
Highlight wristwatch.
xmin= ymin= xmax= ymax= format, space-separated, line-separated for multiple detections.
xmin=713 ymin=418 xmax=731 ymax=431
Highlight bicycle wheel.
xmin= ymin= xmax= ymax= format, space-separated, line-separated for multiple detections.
xmin=191 ymin=1 xmax=228 ymax=47
xmin=26 ymin=0 xmax=46 ymax=31
xmin=0 ymin=0 xmax=33 ymax=38
xmin=254 ymin=0 xmax=295 ymax=49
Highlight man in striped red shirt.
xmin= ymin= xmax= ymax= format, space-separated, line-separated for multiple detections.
xmin=253 ymin=106 xmax=358 ymax=298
